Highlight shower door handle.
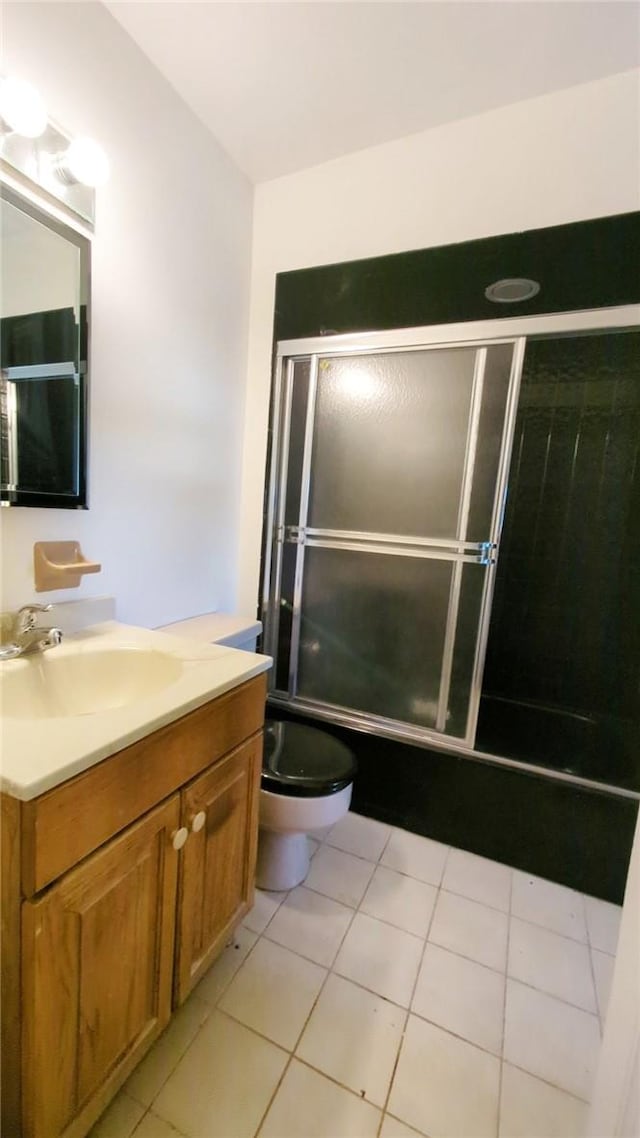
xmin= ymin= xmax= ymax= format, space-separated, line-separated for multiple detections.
xmin=284 ymin=526 xmax=306 ymax=544
xmin=478 ymin=542 xmax=497 ymax=566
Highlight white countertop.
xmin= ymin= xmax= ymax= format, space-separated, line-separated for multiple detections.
xmin=0 ymin=621 xmax=272 ymax=801
xmin=157 ymin=612 xmax=262 ymax=647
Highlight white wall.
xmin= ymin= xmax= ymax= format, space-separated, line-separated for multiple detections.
xmin=238 ymin=68 xmax=640 ymax=614
xmin=1 ymin=1 xmax=253 ymax=627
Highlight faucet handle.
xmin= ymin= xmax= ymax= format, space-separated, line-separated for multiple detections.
xmin=15 ymin=603 xmax=52 ymax=633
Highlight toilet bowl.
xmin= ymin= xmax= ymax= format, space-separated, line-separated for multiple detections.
xmin=157 ymin=612 xmax=356 ymax=892
xmin=257 ymin=719 xmax=356 ymax=890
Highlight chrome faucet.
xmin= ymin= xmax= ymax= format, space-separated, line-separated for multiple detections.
xmin=0 ymin=604 xmax=63 ymax=660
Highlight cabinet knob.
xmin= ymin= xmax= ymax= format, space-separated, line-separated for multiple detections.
xmin=171 ymin=827 xmax=189 ymax=851
xmin=191 ymin=810 xmax=206 ymax=833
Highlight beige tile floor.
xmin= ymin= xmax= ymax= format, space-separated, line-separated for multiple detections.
xmin=90 ymin=812 xmax=622 ymax=1138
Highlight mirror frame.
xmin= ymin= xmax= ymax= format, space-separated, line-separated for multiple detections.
xmin=1 ymin=182 xmax=90 ymax=509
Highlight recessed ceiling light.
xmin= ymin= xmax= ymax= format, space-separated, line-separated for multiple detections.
xmin=485 ymin=278 xmax=541 ymax=303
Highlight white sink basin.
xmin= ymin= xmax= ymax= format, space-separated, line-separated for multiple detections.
xmin=0 ymin=646 xmax=184 ymax=719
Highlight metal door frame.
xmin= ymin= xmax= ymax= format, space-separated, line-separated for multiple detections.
xmin=261 ymin=304 xmax=640 ymax=756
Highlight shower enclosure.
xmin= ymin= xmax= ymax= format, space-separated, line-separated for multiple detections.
xmin=262 ymin=307 xmax=639 ymax=797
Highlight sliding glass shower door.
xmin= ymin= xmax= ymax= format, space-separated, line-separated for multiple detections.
xmin=264 ymin=336 xmax=525 ymax=748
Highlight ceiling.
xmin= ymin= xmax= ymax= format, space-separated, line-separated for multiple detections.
xmin=106 ymin=1 xmax=640 ymax=183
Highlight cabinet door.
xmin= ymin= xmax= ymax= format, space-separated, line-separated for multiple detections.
xmin=175 ymin=732 xmax=262 ymax=1003
xmin=21 ymin=796 xmax=180 ymax=1138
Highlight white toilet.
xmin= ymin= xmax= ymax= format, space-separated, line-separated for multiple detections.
xmin=258 ymin=719 xmax=356 ymax=890
xmin=157 ymin=612 xmax=356 ymax=891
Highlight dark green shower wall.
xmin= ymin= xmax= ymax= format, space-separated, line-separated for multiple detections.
xmin=274 ymin=212 xmax=640 ymax=340
xmin=487 ymin=332 xmax=640 ymax=717
xmin=479 ymin=331 xmax=640 ymax=791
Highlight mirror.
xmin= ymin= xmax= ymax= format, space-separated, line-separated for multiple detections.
xmin=0 ymin=184 xmax=89 ymax=507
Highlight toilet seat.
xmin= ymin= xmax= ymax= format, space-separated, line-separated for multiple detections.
xmin=262 ymin=720 xmax=357 ymax=798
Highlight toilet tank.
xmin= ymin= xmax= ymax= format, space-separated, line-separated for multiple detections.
xmin=157 ymin=613 xmax=262 ymax=652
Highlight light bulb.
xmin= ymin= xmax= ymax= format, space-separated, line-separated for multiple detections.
xmin=0 ymin=77 xmax=48 ymax=138
xmin=63 ymin=137 xmax=110 ymax=187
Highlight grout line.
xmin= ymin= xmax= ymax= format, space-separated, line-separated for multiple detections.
xmin=132 ymin=927 xmax=268 ymax=1120
xmin=323 ymin=839 xmax=392 ymax=865
xmin=426 ymin=932 xmax=507 ymax=980
xmin=501 ymin=1058 xmax=592 ymax=1106
xmin=509 ymin=907 xmax=591 ymax=947
xmin=214 ymin=1003 xmax=292 ymax=1055
xmin=243 ymin=886 xmax=290 ymax=937
xmin=377 ymin=822 xmax=395 ymax=864
xmin=294 ymin=1053 xmax=388 ymax=1110
xmin=260 ymin=928 xmax=350 ymax=971
xmin=258 ymin=819 xmax=418 ymax=1135
xmin=583 ymin=891 xmax=605 ymax=1037
xmin=338 ymin=900 xmax=427 ymax=942
xmin=439 ymin=882 xmax=511 ymax=917
xmin=218 ymin=924 xmax=266 ymax=989
xmin=251 ymin=862 xmax=362 ymax=1138
xmin=408 ymin=1006 xmax=503 ymax=1059
xmin=131 ymin=1106 xmax=187 ymax=1138
xmin=301 ymin=874 xmax=435 ymax=918
xmin=383 ymin=1113 xmax=433 ymax=1138
xmin=374 ymin=860 xmax=443 ymax=1138
xmin=247 ymin=948 xmax=406 ymax=1017
xmin=505 ymin=974 xmax=600 ymax=1019
xmin=125 ymin=1102 xmax=149 ymax=1138
xmin=261 ymin=912 xmax=424 ymax=967
xmin=292 ymin=877 xmax=374 ymax=911
xmin=216 ymin=1006 xmax=294 ymax=1138
xmin=313 ymin=842 xmax=386 ymax=870
xmin=250 ymin=828 xmax=368 ymax=1138
xmin=123 ymin=995 xmax=214 ymax=1114
xmin=439 ymin=840 xmax=454 ymax=883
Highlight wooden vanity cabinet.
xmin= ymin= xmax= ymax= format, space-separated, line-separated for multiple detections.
xmin=1 ymin=673 xmax=266 ymax=1138
xmin=175 ymin=734 xmax=262 ymax=1004
xmin=21 ymin=798 xmax=180 ymax=1138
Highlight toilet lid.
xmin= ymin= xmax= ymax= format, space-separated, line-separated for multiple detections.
xmin=262 ymin=720 xmax=357 ymax=798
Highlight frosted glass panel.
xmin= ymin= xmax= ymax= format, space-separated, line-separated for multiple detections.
xmin=284 ymin=359 xmax=310 ymax=526
xmin=446 ymin=563 xmax=487 ymax=738
xmin=466 ymin=343 xmax=515 ymax=541
xmin=297 ymin=547 xmax=452 ymax=728
xmin=275 ymin=544 xmax=296 ymax=692
xmin=308 ymin=349 xmax=477 ymax=537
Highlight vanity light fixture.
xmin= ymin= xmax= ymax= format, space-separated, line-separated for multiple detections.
xmin=55 ymin=137 xmax=110 ymax=188
xmin=0 ymin=74 xmax=108 ymax=224
xmin=0 ymin=76 xmax=48 ymax=138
